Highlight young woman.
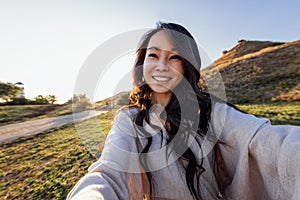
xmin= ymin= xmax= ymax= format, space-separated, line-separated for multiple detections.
xmin=67 ymin=22 xmax=300 ymax=200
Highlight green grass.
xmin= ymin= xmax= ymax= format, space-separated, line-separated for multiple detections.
xmin=0 ymin=111 xmax=113 ymax=200
xmin=0 ymin=102 xmax=299 ymax=199
xmin=236 ymin=101 xmax=300 ymax=125
xmin=0 ymin=103 xmax=97 ymax=126
xmin=0 ymin=104 xmax=73 ymax=126
xmin=0 ymin=105 xmax=57 ymax=125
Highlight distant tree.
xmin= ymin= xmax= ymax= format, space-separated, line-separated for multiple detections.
xmin=34 ymin=95 xmax=49 ymax=104
xmin=0 ymin=82 xmax=22 ymax=102
xmin=70 ymin=94 xmax=92 ymax=112
xmin=115 ymin=92 xmax=130 ymax=106
xmin=47 ymin=94 xmax=57 ymax=104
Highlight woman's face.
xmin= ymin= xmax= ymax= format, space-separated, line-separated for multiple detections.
xmin=143 ymin=30 xmax=184 ymax=104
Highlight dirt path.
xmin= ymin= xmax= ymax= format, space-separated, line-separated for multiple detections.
xmin=0 ymin=110 xmax=107 ymax=144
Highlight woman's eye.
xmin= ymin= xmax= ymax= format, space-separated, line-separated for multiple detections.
xmin=170 ymin=55 xmax=181 ymax=60
xmin=148 ymin=53 xmax=158 ymax=58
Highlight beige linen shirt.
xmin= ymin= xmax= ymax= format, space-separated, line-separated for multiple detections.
xmin=67 ymin=103 xmax=300 ymax=200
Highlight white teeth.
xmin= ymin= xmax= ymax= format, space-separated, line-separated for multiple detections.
xmin=153 ymin=76 xmax=170 ymax=81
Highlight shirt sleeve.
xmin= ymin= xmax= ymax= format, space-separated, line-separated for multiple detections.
xmin=212 ymin=102 xmax=300 ymax=200
xmin=66 ymin=109 xmax=143 ymax=200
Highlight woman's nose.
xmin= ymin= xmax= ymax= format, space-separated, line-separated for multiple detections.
xmin=156 ymin=58 xmax=168 ymax=71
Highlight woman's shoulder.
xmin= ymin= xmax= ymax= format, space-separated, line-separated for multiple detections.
xmin=114 ymin=106 xmax=139 ymax=120
xmin=109 ymin=106 xmax=140 ymax=132
xmin=210 ymin=102 xmax=271 ymax=161
xmin=211 ymin=101 xmax=269 ymax=122
xmin=102 ymin=107 xmax=140 ymax=146
xmin=210 ymin=102 xmax=270 ymax=136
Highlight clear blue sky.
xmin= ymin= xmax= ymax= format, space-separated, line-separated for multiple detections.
xmin=1 ymin=0 xmax=299 ymax=103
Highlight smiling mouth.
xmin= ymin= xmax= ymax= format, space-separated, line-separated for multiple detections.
xmin=152 ymin=76 xmax=171 ymax=82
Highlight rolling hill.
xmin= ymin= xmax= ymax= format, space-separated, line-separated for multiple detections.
xmin=200 ymin=39 xmax=300 ymax=103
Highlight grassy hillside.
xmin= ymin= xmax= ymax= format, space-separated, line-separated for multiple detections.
xmin=0 ymin=100 xmax=97 ymax=126
xmin=200 ymin=40 xmax=300 ymax=104
xmin=94 ymin=91 xmax=130 ymax=109
xmin=0 ymin=104 xmax=79 ymax=126
xmin=215 ymin=40 xmax=284 ymax=65
xmin=0 ymin=104 xmax=62 ymax=126
xmin=237 ymin=102 xmax=300 ymax=126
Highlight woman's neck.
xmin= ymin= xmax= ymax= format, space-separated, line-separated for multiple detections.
xmin=151 ymin=92 xmax=171 ymax=107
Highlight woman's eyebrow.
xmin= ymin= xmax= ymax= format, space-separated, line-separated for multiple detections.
xmin=147 ymin=46 xmax=177 ymax=52
xmin=147 ymin=46 xmax=160 ymax=51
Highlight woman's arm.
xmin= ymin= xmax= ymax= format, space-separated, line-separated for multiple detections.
xmin=212 ymin=103 xmax=300 ymax=200
xmin=67 ymin=109 xmax=143 ymax=200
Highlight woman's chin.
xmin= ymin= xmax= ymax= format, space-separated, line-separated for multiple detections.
xmin=149 ymin=85 xmax=171 ymax=94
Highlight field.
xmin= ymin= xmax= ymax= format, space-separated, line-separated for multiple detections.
xmin=0 ymin=104 xmax=73 ymax=126
xmin=0 ymin=102 xmax=299 ymax=199
xmin=236 ymin=102 xmax=300 ymax=125
xmin=0 ymin=111 xmax=113 ymax=199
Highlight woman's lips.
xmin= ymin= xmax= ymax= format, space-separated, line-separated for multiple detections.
xmin=152 ymin=76 xmax=171 ymax=82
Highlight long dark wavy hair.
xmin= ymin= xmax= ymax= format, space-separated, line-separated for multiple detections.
xmin=129 ymin=22 xmax=213 ymax=200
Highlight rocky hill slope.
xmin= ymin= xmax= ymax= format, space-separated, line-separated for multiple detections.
xmin=200 ymin=39 xmax=300 ymax=103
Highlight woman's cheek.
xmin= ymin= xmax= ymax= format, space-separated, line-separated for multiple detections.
xmin=143 ymin=64 xmax=153 ymax=83
xmin=173 ymin=61 xmax=184 ymax=73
